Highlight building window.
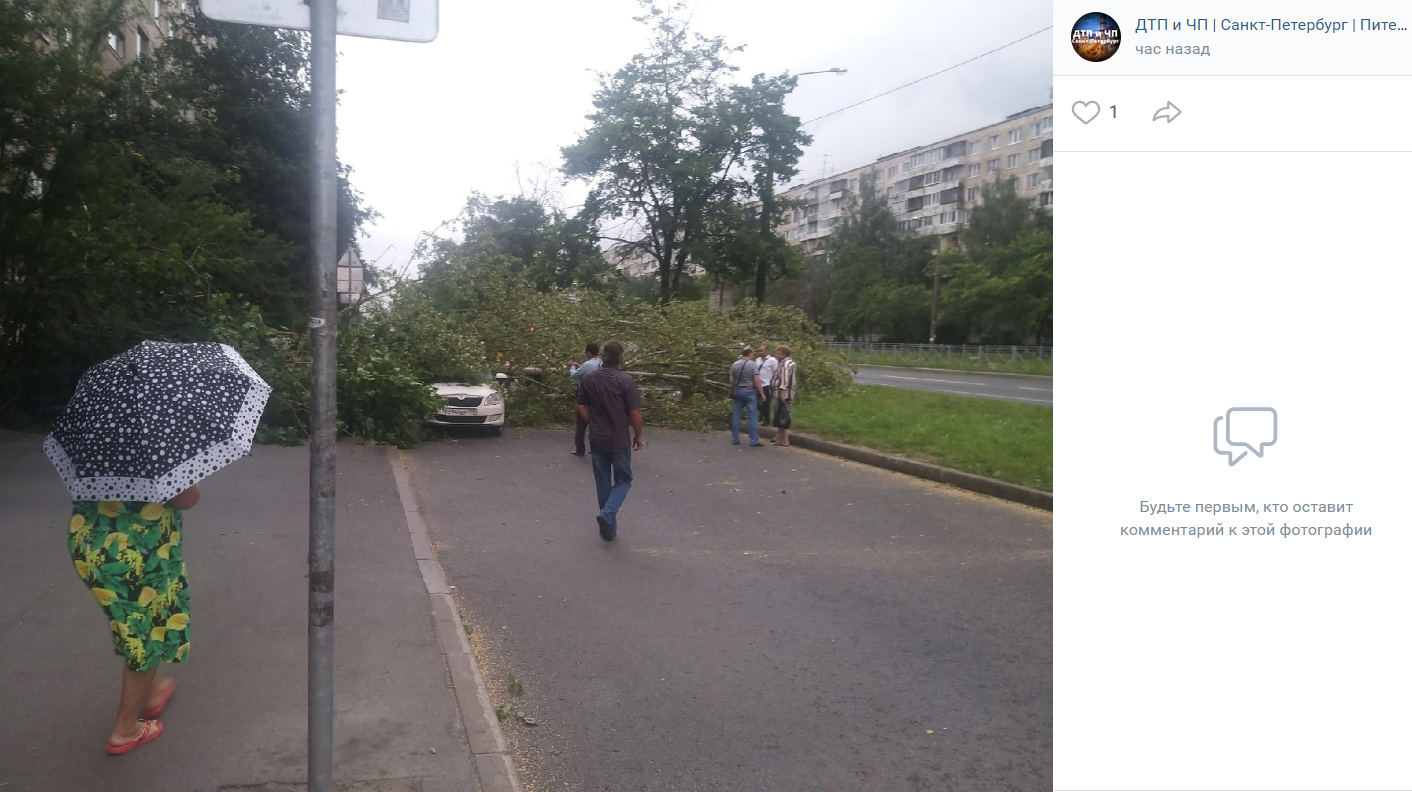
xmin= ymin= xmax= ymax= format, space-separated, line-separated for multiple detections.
xmin=1006 ymin=153 xmax=1021 ymax=169
xmin=1008 ymin=129 xmax=1022 ymax=145
xmin=1031 ymin=116 xmax=1054 ymax=137
xmin=988 ymin=135 xmax=1000 ymax=150
xmin=967 ymin=163 xmax=980 ymax=178
xmin=153 ymin=0 xmax=161 ymax=21
xmin=1027 ymin=172 xmax=1041 ymax=189
xmin=1040 ymin=191 xmax=1054 ymax=207
xmin=807 ymin=221 xmax=818 ymax=233
xmin=969 ymin=140 xmax=981 ymax=156
xmin=986 ymin=158 xmax=999 ymax=174
xmin=966 ymin=187 xmax=979 ymax=201
xmin=1028 ymin=147 xmax=1042 ymax=164
xmin=887 ymin=165 xmax=898 ymax=178
xmin=942 ymin=141 xmax=967 ymax=159
xmin=136 ymin=27 xmax=150 ymax=57
xmin=109 ymin=31 xmax=124 ymax=56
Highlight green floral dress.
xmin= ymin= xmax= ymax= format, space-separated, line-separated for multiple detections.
xmin=69 ymin=500 xmax=190 ymax=671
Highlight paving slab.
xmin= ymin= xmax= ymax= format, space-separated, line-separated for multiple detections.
xmin=0 ymin=431 xmax=479 ymax=792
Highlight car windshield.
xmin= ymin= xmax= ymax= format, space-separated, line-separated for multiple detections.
xmin=431 ymin=370 xmax=486 ymax=386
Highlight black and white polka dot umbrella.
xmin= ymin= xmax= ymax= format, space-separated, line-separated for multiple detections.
xmin=43 ymin=341 xmax=272 ymax=503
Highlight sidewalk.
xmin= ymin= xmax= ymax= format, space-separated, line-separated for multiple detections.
xmin=0 ymin=430 xmax=480 ymax=792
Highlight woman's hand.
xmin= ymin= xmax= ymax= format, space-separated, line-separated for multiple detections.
xmin=171 ymin=484 xmax=201 ymax=511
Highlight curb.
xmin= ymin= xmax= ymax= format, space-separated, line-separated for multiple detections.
xmin=849 ymin=363 xmax=1053 ymax=381
xmin=756 ymin=427 xmax=1052 ymax=511
xmin=388 ymin=447 xmax=523 ymax=792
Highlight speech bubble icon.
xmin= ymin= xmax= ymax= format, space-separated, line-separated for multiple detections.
xmin=1225 ymin=407 xmax=1277 ymax=459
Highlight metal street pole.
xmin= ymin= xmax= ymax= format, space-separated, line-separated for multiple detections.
xmin=307 ymin=0 xmax=338 ymax=790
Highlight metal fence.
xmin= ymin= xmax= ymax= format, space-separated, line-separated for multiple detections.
xmin=827 ymin=343 xmax=1053 ymax=374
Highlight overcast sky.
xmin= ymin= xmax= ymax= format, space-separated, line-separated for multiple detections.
xmin=334 ymin=0 xmax=1052 ymax=275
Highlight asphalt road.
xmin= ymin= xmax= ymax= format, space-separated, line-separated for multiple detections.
xmin=852 ymin=366 xmax=1053 ymax=406
xmin=405 ymin=428 xmax=1052 ymax=791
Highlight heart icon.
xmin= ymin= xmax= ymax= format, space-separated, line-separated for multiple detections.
xmin=1072 ymin=100 xmax=1100 ymax=124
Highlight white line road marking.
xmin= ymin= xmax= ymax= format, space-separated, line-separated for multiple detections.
xmin=880 ymin=374 xmax=995 ymax=386
xmin=1018 ymin=386 xmax=1053 ymax=392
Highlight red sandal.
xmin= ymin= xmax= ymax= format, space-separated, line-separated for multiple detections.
xmin=106 ymin=719 xmax=164 ymax=756
xmin=141 ymin=679 xmax=176 ymax=719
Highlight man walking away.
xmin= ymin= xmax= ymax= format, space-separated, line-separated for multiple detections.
xmin=729 ymin=347 xmax=766 ymax=447
xmin=568 ymin=342 xmax=602 ymax=456
xmin=576 ymin=341 xmax=643 ymax=541
xmin=772 ymin=345 xmax=797 ymax=447
xmin=755 ymin=344 xmax=779 ymax=425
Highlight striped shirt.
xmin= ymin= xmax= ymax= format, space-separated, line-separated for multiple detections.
xmin=774 ymin=358 xmax=797 ymax=401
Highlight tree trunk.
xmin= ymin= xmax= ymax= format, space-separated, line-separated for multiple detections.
xmin=658 ymin=240 xmax=674 ymax=304
xmin=754 ymin=170 xmax=774 ymax=303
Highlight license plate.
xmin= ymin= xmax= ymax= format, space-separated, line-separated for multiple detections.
xmin=443 ymin=407 xmax=477 ymax=416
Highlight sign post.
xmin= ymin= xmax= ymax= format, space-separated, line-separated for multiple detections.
xmin=306 ymin=4 xmax=337 ymax=791
xmin=196 ymin=4 xmax=437 ymax=791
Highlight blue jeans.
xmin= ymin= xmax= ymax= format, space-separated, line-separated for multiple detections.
xmin=590 ymin=449 xmax=633 ymax=533
xmin=731 ymin=386 xmax=759 ymax=444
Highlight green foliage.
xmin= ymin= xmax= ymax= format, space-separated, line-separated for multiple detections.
xmin=822 ymin=171 xmax=939 ymax=341
xmin=0 ymin=0 xmax=376 ymax=429
xmin=419 ymin=193 xmax=616 ymax=296
xmin=206 ymin=296 xmax=309 ymax=444
xmin=399 ymin=270 xmax=850 ymax=432
xmin=337 ymin=352 xmax=441 ymax=448
xmin=943 ymin=179 xmax=1054 ymax=344
xmin=562 ymin=0 xmax=810 ymax=303
xmin=769 ymin=170 xmax=1054 ymax=345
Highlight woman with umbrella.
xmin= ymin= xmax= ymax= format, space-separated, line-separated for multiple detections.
xmin=47 ymin=341 xmax=270 ymax=755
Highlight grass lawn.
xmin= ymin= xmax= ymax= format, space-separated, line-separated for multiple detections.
xmin=792 ymin=385 xmax=1053 ymax=492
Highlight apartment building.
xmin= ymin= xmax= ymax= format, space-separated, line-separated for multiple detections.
xmin=776 ymin=105 xmax=1054 ymax=256
xmin=102 ymin=0 xmax=191 ymax=70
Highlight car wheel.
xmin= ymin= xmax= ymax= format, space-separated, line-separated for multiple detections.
xmin=489 ymin=425 xmax=503 ymax=436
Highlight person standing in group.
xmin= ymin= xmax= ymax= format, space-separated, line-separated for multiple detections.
xmin=772 ymin=345 xmax=798 ymax=447
xmin=576 ymin=340 xmax=643 ymax=542
xmin=729 ymin=346 xmax=767 ymax=447
xmin=755 ymin=343 xmax=779 ymax=426
xmin=567 ymin=342 xmax=602 ymax=457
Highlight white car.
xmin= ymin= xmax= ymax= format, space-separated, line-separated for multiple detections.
xmin=428 ymin=375 xmax=508 ymax=434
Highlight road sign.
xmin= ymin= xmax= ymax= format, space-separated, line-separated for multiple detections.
xmin=199 ymin=0 xmax=438 ymax=42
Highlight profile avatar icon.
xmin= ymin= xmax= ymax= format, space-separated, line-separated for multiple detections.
xmin=1072 ymin=12 xmax=1121 ymax=62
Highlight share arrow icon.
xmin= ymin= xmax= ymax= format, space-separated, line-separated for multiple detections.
xmin=1152 ymin=101 xmax=1182 ymax=123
